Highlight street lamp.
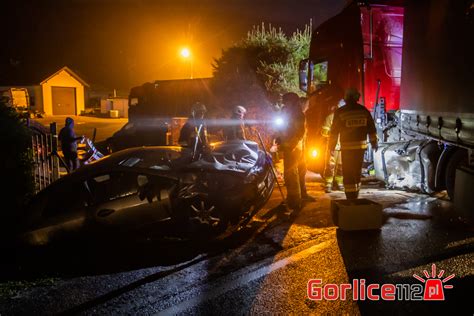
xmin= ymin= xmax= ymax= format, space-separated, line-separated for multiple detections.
xmin=180 ymin=47 xmax=193 ymax=79
xmin=180 ymin=48 xmax=191 ymax=58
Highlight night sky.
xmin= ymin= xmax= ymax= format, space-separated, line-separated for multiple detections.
xmin=1 ymin=0 xmax=346 ymax=90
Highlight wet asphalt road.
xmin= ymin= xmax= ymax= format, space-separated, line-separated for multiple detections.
xmin=0 ymin=178 xmax=473 ymax=315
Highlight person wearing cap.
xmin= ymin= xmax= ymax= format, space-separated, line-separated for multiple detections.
xmin=223 ymin=105 xmax=247 ymax=141
xmin=179 ymin=102 xmax=209 ymax=155
xmin=322 ymin=98 xmax=345 ymax=193
xmin=58 ymin=117 xmax=84 ymax=172
xmin=276 ymin=92 xmax=307 ymax=214
xmin=329 ymin=88 xmax=377 ymax=199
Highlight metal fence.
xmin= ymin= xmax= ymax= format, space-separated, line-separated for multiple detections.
xmin=27 ymin=120 xmax=60 ymax=192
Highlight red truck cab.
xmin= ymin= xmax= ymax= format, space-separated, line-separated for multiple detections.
xmin=301 ymin=0 xmax=474 ymax=204
xmin=300 ymin=1 xmax=404 ymax=173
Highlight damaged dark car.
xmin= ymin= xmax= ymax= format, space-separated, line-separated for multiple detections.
xmin=21 ymin=140 xmax=274 ymax=246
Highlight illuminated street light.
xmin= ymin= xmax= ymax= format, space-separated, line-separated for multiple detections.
xmin=180 ymin=47 xmax=191 ymax=58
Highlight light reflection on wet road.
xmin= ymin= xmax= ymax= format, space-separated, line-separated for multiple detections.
xmin=0 ymin=181 xmax=472 ymax=315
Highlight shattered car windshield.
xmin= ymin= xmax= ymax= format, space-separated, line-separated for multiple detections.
xmin=187 ymin=141 xmax=260 ymax=172
xmin=116 ymin=141 xmax=261 ymax=173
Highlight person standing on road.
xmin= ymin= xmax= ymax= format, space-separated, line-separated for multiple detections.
xmin=329 ymin=88 xmax=377 ymax=199
xmin=58 ymin=117 xmax=84 ymax=172
xmin=276 ymin=93 xmax=308 ymax=214
xmin=322 ymin=98 xmax=345 ymax=193
xmin=298 ymin=97 xmax=315 ymax=202
xmin=223 ymin=105 xmax=247 ymax=141
xmin=179 ymin=102 xmax=209 ymax=157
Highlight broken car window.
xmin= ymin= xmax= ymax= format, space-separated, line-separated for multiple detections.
xmin=87 ymin=172 xmax=139 ymax=204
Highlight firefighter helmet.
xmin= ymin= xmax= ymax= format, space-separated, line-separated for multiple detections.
xmin=233 ymin=105 xmax=247 ymax=116
xmin=344 ymin=88 xmax=361 ymax=102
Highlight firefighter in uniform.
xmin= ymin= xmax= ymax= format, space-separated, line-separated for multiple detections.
xmin=179 ymin=102 xmax=209 ymax=157
xmin=223 ymin=105 xmax=247 ymax=141
xmin=322 ymin=99 xmax=345 ymax=193
xmin=329 ymin=88 xmax=377 ymax=199
xmin=276 ymin=93 xmax=307 ymax=212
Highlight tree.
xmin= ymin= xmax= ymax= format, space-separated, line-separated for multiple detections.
xmin=211 ymin=22 xmax=311 ymax=112
xmin=0 ymin=97 xmax=35 ymax=236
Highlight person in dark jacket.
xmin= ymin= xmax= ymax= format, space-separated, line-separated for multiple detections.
xmin=58 ymin=117 xmax=83 ymax=172
xmin=298 ymin=96 xmax=315 ymax=202
xmin=276 ymin=93 xmax=307 ymax=214
xmin=329 ymin=88 xmax=378 ymax=199
xmin=179 ymin=102 xmax=209 ymax=158
xmin=223 ymin=105 xmax=247 ymax=141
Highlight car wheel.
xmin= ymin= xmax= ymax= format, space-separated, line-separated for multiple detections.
xmin=189 ymin=198 xmax=229 ymax=233
xmin=172 ymin=194 xmax=228 ymax=235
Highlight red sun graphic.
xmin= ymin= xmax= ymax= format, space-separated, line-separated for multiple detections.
xmin=413 ymin=263 xmax=455 ymax=300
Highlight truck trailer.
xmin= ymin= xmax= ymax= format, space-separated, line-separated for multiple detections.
xmin=117 ymin=78 xmax=215 ymax=149
xmin=299 ymin=0 xmax=474 ymax=204
xmin=128 ymin=78 xmax=214 ymax=120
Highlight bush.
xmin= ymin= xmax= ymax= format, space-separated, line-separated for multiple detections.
xmin=211 ymin=22 xmax=311 ymax=149
xmin=0 ymin=99 xmax=35 ymax=234
xmin=211 ymin=22 xmax=311 ymax=109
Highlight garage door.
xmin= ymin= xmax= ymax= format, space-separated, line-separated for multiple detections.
xmin=52 ymin=87 xmax=76 ymax=115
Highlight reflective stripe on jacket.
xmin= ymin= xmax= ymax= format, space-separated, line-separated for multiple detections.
xmin=321 ymin=113 xmax=333 ymax=138
xmin=322 ymin=112 xmax=341 ymax=150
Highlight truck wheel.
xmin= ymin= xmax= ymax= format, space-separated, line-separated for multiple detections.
xmin=445 ymin=149 xmax=468 ymax=200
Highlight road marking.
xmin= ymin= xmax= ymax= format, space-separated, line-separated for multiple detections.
xmin=157 ymin=240 xmax=333 ymax=315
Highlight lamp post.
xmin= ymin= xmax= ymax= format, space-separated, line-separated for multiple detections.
xmin=180 ymin=47 xmax=193 ymax=79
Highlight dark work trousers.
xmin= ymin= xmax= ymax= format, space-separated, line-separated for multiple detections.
xmin=283 ymin=147 xmax=302 ymax=210
xmin=64 ymin=151 xmax=79 ymax=172
xmin=298 ymin=151 xmax=308 ymax=197
xmin=340 ymin=149 xmax=365 ymax=199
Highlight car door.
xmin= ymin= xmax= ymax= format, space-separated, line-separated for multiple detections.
xmin=86 ymin=171 xmax=172 ymax=233
xmin=23 ymin=180 xmax=90 ymax=245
